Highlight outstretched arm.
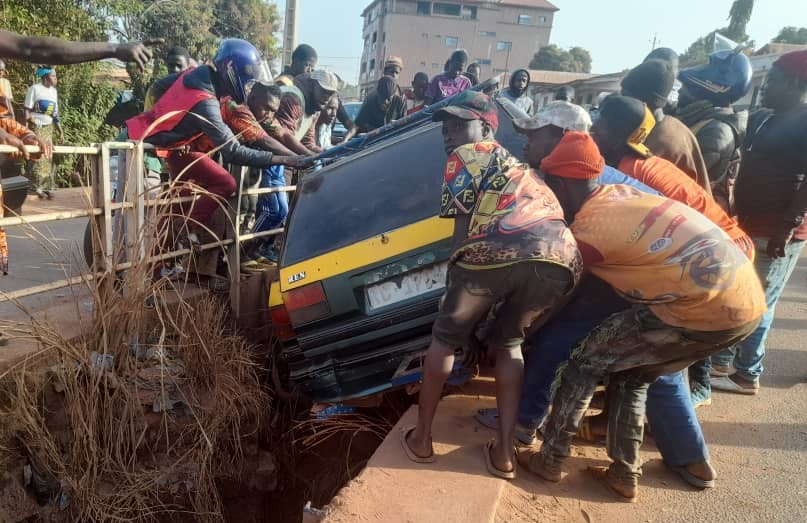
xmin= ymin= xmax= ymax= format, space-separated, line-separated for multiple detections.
xmin=0 ymin=31 xmax=159 ymax=70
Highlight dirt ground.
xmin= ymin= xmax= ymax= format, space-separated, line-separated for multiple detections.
xmin=495 ymin=255 xmax=807 ymax=523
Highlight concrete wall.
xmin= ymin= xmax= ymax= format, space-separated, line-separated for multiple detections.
xmin=360 ymin=0 xmax=554 ymax=93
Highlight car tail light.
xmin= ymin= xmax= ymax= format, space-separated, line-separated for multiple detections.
xmin=270 ymin=304 xmax=296 ymax=341
xmin=282 ymin=282 xmax=331 ymax=326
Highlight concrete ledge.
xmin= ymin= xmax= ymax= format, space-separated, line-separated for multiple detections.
xmin=324 ymin=394 xmax=504 ymax=523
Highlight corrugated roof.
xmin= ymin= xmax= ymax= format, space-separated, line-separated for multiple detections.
xmin=527 ymin=70 xmax=594 ymax=85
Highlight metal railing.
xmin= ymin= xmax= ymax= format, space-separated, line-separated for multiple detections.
xmin=0 ymin=141 xmax=295 ymax=318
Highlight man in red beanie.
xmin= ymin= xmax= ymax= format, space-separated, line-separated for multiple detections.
xmin=517 ymin=131 xmax=766 ymax=502
xmin=711 ymin=49 xmax=807 ymax=394
xmin=400 ymin=91 xmax=581 ymax=479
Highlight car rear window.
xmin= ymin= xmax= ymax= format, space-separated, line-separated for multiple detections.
xmin=282 ymin=101 xmax=528 ymax=266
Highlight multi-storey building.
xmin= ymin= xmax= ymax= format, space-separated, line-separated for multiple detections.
xmin=359 ymin=0 xmax=557 ymax=94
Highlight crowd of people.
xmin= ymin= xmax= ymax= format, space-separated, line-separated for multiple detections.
xmin=399 ymin=47 xmax=807 ymax=503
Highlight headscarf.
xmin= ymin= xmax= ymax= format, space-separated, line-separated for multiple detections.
xmin=35 ymin=67 xmax=54 ymax=78
xmin=774 ymin=50 xmax=807 ymax=82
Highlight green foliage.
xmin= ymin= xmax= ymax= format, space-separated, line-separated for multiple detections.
xmin=212 ymin=0 xmax=282 ymax=59
xmin=529 ymin=44 xmax=592 ymax=73
xmin=680 ymin=0 xmax=755 ymax=67
xmin=773 ymin=27 xmax=807 ymax=45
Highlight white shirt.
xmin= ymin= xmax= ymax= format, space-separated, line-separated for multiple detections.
xmin=24 ymin=83 xmax=59 ymax=127
xmin=317 ymin=123 xmax=333 ymax=150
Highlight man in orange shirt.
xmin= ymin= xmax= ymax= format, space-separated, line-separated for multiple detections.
xmin=591 ymin=95 xmax=754 ymax=260
xmin=517 ymin=131 xmax=766 ymax=502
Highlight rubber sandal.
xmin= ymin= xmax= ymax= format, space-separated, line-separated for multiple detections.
xmin=0 ymin=333 xmax=8 ymax=347
xmin=474 ymin=408 xmax=539 ymax=446
xmin=483 ymin=439 xmax=516 ymax=480
xmin=587 ymin=466 xmax=637 ymax=503
xmin=670 ymin=465 xmax=715 ymax=489
xmin=400 ymin=425 xmax=435 ymax=464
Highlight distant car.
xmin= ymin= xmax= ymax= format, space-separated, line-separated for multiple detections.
xmin=269 ymin=97 xmax=529 ymax=403
xmin=331 ymin=102 xmax=362 ymax=144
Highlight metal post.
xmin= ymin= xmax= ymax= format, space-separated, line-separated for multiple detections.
xmin=228 ymin=165 xmax=245 ymax=321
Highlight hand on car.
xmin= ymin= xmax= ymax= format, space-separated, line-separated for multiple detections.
xmin=275 ymin=155 xmax=310 ymax=169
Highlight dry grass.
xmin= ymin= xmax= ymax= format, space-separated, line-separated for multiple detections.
xmin=0 ymin=150 xmax=269 ymax=522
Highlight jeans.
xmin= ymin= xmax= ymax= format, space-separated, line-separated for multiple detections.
xmin=252 ymin=165 xmax=288 ymax=234
xmin=712 ymin=238 xmax=805 ymax=381
xmin=519 ymin=278 xmax=710 ymax=469
xmin=539 ymin=306 xmax=756 ymax=482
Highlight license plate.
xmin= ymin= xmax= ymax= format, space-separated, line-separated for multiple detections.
xmin=365 ymin=263 xmax=447 ymax=311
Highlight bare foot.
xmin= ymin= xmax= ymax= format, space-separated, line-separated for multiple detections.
xmin=685 ymin=461 xmax=717 ymax=481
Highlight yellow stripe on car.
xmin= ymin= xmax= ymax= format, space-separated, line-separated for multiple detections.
xmin=279 ymin=216 xmax=453 ymax=292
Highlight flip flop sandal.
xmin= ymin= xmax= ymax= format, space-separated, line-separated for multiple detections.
xmin=474 ymin=408 xmax=540 ymax=446
xmin=400 ymin=425 xmax=435 ymax=464
xmin=483 ymin=439 xmax=516 ymax=480
xmin=670 ymin=465 xmax=715 ymax=489
xmin=587 ymin=466 xmax=637 ymax=503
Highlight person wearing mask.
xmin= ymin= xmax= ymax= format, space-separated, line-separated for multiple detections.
xmin=125 ymin=39 xmax=303 ymax=291
xmin=465 ymin=62 xmax=482 ymax=87
xmin=383 ymin=56 xmax=403 ymax=81
xmin=677 ymin=50 xmax=752 ymax=214
xmin=554 ymin=85 xmax=575 ymax=103
xmin=424 ymin=49 xmax=471 ymax=104
xmin=401 ymin=92 xmax=580 ymax=480
xmin=475 ymin=100 xmax=721 ymax=491
xmin=24 ymin=66 xmax=62 ymax=199
xmin=711 ymin=50 xmax=807 ymax=395
xmin=516 ymin=129 xmax=765 ymax=503
xmin=498 ymin=69 xmax=533 ymax=115
xmin=355 ymin=75 xmax=398 ymax=132
xmin=272 ymin=69 xmax=339 ymax=154
xmin=0 ymin=59 xmax=14 ymax=119
xmin=621 ymin=59 xmax=712 ymax=194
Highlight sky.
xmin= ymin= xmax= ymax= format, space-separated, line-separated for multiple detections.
xmin=272 ymin=0 xmax=807 ymax=80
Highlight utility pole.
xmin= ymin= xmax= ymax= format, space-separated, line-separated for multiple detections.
xmin=282 ymin=0 xmax=299 ymax=69
xmin=649 ymin=33 xmax=658 ymax=51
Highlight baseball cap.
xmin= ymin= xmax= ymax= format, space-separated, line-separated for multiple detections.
xmin=513 ymin=100 xmax=592 ymax=133
xmin=432 ymin=91 xmax=499 ymax=132
xmin=598 ymin=95 xmax=656 ymax=158
xmin=310 ymin=69 xmax=339 ymax=92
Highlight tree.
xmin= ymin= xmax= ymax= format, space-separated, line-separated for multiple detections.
xmin=212 ymin=0 xmax=282 ymax=59
xmin=680 ymin=0 xmax=755 ymax=66
xmin=529 ymin=44 xmax=592 ymax=73
xmin=773 ymin=26 xmax=807 ymax=45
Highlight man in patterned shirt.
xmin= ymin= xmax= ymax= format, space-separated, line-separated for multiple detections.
xmin=401 ymin=92 xmax=581 ymax=480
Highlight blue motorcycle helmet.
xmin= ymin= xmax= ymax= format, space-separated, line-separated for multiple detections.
xmin=213 ymin=39 xmax=267 ymax=104
xmin=678 ymin=50 xmax=752 ymax=106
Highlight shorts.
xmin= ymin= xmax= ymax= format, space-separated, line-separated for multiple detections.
xmin=432 ymin=261 xmax=573 ymax=351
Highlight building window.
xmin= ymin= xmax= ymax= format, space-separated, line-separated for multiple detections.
xmin=417 ymin=1 xmax=431 ymax=15
xmin=433 ymin=2 xmax=461 ymax=16
xmin=517 ymin=14 xmax=532 ymax=25
xmin=372 ymin=31 xmax=377 ymax=44
xmin=479 ymin=30 xmax=496 ymax=37
xmin=432 ymin=63 xmax=440 ymax=69
xmin=538 ymin=15 xmax=547 ymax=22
xmin=496 ymin=41 xmax=512 ymax=52
xmin=493 ymin=68 xmax=507 ymax=73
xmin=421 ymin=32 xmax=429 ymax=38
xmin=445 ymin=36 xmax=459 ymax=48
xmin=586 ymin=93 xmax=594 ymax=105
xmin=382 ymin=32 xmax=386 ymax=42
xmin=361 ymin=62 xmax=367 ymax=73
xmin=475 ymin=58 xmax=492 ymax=65
xmin=370 ymin=59 xmax=376 ymax=71
xmin=420 ymin=61 xmax=427 ymax=66
xmin=461 ymin=5 xmax=477 ymax=19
